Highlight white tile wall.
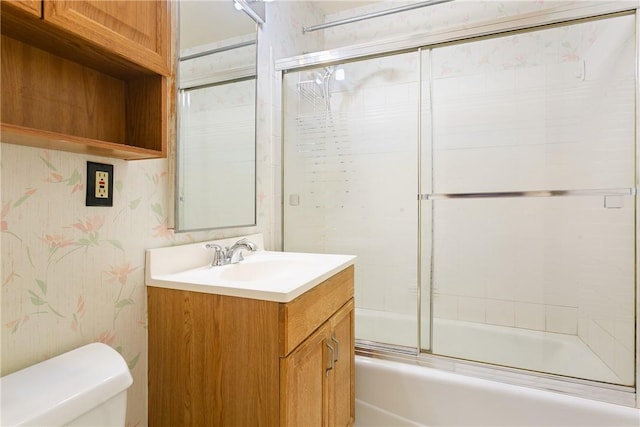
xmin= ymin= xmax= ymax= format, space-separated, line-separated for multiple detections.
xmin=545 ymin=306 xmax=578 ymax=334
xmin=458 ymin=296 xmax=486 ymax=323
xmin=485 ymin=299 xmax=515 ymax=327
xmin=430 ymin=18 xmax=635 ymax=194
xmin=514 ymin=302 xmax=545 ymax=331
xmin=433 ymin=294 xmax=458 ymax=320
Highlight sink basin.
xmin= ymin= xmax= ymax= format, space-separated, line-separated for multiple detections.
xmin=174 ymin=252 xmax=316 ymax=284
xmin=219 ymin=258 xmax=315 ymax=282
xmin=146 ymin=243 xmax=356 ymax=303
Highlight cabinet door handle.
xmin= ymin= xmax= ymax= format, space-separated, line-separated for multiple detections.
xmin=325 ymin=341 xmax=335 ymax=377
xmin=330 ymin=333 xmax=340 ymax=362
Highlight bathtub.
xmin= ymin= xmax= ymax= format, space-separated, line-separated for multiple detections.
xmin=432 ymin=318 xmax=624 ymax=385
xmin=354 ymin=356 xmax=640 ymax=427
xmin=356 ymin=310 xmax=627 ymax=385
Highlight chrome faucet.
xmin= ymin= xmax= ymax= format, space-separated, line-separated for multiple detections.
xmin=226 ymin=238 xmax=258 ymax=264
xmin=206 ymin=238 xmax=257 ymax=267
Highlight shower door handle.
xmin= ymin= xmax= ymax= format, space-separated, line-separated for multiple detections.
xmin=330 ymin=333 xmax=340 ymax=362
xmin=325 ymin=341 xmax=335 ymax=377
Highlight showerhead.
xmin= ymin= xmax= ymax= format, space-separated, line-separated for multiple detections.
xmin=323 ymin=66 xmax=336 ymax=80
xmin=313 ymin=66 xmax=345 ymax=85
xmin=300 ymin=65 xmax=346 ymax=114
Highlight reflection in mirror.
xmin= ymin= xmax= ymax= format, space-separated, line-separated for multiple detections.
xmin=176 ymin=0 xmax=258 ymax=231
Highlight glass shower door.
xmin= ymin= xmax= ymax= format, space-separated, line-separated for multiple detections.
xmin=425 ymin=14 xmax=636 ymax=385
xmin=281 ymin=11 xmax=636 ymax=387
xmin=283 ymin=52 xmax=421 ymax=349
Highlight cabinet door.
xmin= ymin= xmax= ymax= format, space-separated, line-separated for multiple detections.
xmin=328 ymin=300 xmax=355 ymax=427
xmin=281 ymin=322 xmax=331 ymax=427
xmin=2 ymin=1 xmax=41 ymax=17
xmin=43 ymin=0 xmax=169 ymax=74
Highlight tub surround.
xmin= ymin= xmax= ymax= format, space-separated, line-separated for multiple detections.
xmin=357 ymin=308 xmax=625 ymax=387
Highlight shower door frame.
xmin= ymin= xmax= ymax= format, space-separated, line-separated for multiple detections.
xmin=276 ymin=1 xmax=640 ymax=408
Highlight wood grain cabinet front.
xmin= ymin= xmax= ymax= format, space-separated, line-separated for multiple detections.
xmin=147 ymin=265 xmax=356 ymax=427
xmin=280 ymin=301 xmax=355 ymax=427
xmin=43 ymin=0 xmax=170 ymax=75
xmin=328 ymin=303 xmax=355 ymax=427
xmin=3 ymin=0 xmax=40 ymax=17
xmin=0 ymin=0 xmax=172 ymax=159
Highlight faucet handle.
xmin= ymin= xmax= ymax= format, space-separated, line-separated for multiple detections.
xmin=205 ymin=243 xmax=225 ymax=267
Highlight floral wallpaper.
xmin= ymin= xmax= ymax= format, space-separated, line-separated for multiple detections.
xmin=0 ymin=1 xmax=322 ymax=425
xmin=0 ymin=145 xmax=231 ymax=425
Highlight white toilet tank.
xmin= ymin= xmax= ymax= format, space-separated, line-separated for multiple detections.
xmin=0 ymin=342 xmax=133 ymax=426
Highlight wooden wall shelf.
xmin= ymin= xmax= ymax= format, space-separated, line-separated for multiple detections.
xmin=0 ymin=1 xmax=172 ymax=160
xmin=1 ymin=124 xmax=165 ymax=161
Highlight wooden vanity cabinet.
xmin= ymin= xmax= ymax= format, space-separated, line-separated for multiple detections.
xmin=329 ymin=303 xmax=355 ymax=426
xmin=147 ymin=265 xmax=355 ymax=427
xmin=281 ymin=301 xmax=354 ymax=427
xmin=0 ymin=0 xmax=172 ymax=159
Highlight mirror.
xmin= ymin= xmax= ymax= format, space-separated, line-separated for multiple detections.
xmin=176 ymin=0 xmax=258 ymax=231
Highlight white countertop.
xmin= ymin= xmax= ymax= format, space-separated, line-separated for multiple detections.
xmin=145 ymin=235 xmax=356 ymax=303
